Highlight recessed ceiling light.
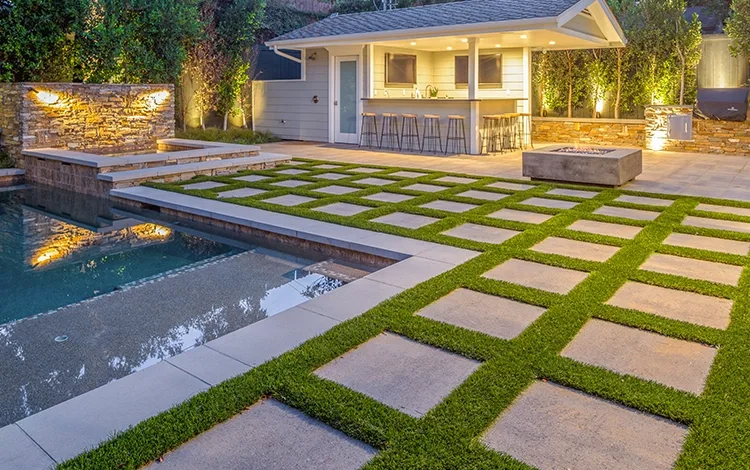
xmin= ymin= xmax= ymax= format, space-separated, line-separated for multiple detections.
xmin=446 ymin=46 xmax=453 ymax=50
xmin=461 ymin=38 xmax=468 ymax=43
xmin=495 ymin=44 xmax=501 ymax=48
xmin=410 ymin=41 xmax=417 ymax=46
xmin=520 ymin=34 xmax=528 ymax=39
xmin=549 ymin=41 xmax=556 ymax=45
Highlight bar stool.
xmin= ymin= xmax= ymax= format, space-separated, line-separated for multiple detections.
xmin=401 ymin=113 xmax=421 ymax=152
xmin=422 ymin=114 xmax=443 ymax=154
xmin=359 ymin=112 xmax=378 ymax=148
xmin=380 ymin=113 xmax=400 ymax=151
xmin=481 ymin=115 xmax=501 ymax=154
xmin=496 ymin=114 xmax=513 ymax=153
xmin=519 ymin=113 xmax=533 ymax=149
xmin=445 ymin=115 xmax=467 ymax=155
xmin=506 ymin=113 xmax=521 ymax=150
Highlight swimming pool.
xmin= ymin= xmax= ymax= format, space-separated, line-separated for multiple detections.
xmin=0 ymin=186 xmax=370 ymax=426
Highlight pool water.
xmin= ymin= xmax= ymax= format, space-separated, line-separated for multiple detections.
xmin=0 ymin=186 xmax=367 ymax=426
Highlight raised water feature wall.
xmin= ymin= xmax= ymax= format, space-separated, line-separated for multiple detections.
xmin=0 ymin=83 xmax=174 ymax=165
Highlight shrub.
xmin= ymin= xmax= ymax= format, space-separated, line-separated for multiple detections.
xmin=176 ymin=127 xmax=280 ymax=145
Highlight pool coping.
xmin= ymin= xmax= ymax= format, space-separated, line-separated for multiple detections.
xmin=0 ymin=187 xmax=479 ymax=468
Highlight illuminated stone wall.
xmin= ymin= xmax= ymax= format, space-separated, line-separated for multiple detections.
xmin=0 ymin=83 xmax=174 ymax=165
xmin=645 ymin=105 xmax=750 ymax=155
xmin=532 ymin=117 xmax=646 ymax=148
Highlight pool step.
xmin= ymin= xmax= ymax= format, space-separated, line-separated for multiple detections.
xmin=97 ymin=152 xmax=290 ymax=188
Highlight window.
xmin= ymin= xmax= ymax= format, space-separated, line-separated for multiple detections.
xmin=454 ymin=54 xmax=503 ymax=86
xmin=253 ymin=46 xmax=303 ymax=81
xmin=385 ymin=53 xmax=417 ymax=86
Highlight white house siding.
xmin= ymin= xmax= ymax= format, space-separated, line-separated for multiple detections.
xmin=252 ymin=47 xmax=330 ymax=141
xmin=372 ymin=45 xmax=435 ymax=97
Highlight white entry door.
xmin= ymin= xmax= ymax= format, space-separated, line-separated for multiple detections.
xmin=334 ymin=56 xmax=359 ymax=144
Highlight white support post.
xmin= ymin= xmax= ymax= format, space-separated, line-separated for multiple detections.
xmin=522 ymin=47 xmax=532 ymax=114
xmin=366 ymin=44 xmax=374 ymax=99
xmin=468 ymin=38 xmax=480 ymax=154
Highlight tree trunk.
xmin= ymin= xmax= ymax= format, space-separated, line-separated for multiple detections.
xmin=679 ymin=55 xmax=686 ymax=106
xmin=199 ymin=110 xmax=205 ymax=130
xmin=592 ymin=84 xmax=599 ymax=119
xmin=567 ymin=52 xmax=573 ymax=119
xmin=241 ymin=110 xmax=247 ymax=128
xmin=223 ymin=112 xmax=228 ymax=131
xmin=614 ymin=50 xmax=622 ymax=120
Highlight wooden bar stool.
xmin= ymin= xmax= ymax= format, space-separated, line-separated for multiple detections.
xmin=401 ymin=113 xmax=421 ymax=152
xmin=506 ymin=112 xmax=521 ymax=150
xmin=421 ymin=114 xmax=443 ymax=154
xmin=445 ymin=115 xmax=467 ymax=155
xmin=380 ymin=113 xmax=400 ymax=151
xmin=359 ymin=112 xmax=378 ymax=148
xmin=496 ymin=113 xmax=513 ymax=153
xmin=481 ymin=115 xmax=501 ymax=154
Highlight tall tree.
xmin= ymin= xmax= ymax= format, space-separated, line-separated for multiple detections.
xmin=726 ymin=0 xmax=750 ymax=60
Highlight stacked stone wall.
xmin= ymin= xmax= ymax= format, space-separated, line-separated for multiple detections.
xmin=532 ymin=117 xmax=646 ymax=148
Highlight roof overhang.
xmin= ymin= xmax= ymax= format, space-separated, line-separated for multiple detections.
xmin=267 ymin=0 xmax=626 ymax=50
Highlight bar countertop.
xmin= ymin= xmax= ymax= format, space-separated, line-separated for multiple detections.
xmin=361 ymin=97 xmax=527 ymax=102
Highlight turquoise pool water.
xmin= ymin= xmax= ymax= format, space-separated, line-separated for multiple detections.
xmin=0 ymin=186 xmax=362 ymax=426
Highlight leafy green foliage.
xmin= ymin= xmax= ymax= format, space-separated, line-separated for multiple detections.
xmin=726 ymin=0 xmax=750 ymax=61
xmin=175 ymin=127 xmax=279 ymax=144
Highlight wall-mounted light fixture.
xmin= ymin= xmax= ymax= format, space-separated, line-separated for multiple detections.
xmin=308 ymin=52 xmax=317 ymax=61
xmin=31 ymin=88 xmax=60 ymax=105
xmin=312 ymin=95 xmax=319 ymax=104
xmin=145 ymin=90 xmax=170 ymax=110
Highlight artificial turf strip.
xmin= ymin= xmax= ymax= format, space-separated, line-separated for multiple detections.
xmin=59 ymin=159 xmax=750 ymax=469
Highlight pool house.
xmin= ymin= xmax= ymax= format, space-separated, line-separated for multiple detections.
xmin=253 ymin=0 xmax=626 ymax=155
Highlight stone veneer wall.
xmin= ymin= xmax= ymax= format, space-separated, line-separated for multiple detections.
xmin=645 ymin=105 xmax=750 ymax=155
xmin=532 ymin=117 xmax=646 ymax=148
xmin=0 ymin=83 xmax=174 ymax=165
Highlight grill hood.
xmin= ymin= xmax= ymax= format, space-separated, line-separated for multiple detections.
xmin=695 ymin=88 xmax=749 ymax=121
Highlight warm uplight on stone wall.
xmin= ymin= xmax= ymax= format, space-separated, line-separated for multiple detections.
xmin=33 ymin=89 xmax=60 ymax=105
xmin=145 ymin=90 xmax=170 ymax=111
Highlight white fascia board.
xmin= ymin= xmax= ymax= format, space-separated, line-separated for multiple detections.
xmin=266 ymin=17 xmax=558 ymax=49
xmin=558 ymin=0 xmax=626 ymax=46
xmin=556 ymin=0 xmax=593 ymax=27
xmin=555 ymin=26 xmax=610 ymax=47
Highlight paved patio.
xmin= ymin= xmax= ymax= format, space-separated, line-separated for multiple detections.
xmin=260 ymin=141 xmax=750 ymax=201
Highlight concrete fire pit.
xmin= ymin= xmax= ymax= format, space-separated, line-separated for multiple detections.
xmin=522 ymin=145 xmax=642 ymax=187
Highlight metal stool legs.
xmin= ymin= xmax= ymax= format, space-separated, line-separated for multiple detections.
xmin=445 ymin=116 xmax=467 ymax=155
xmin=400 ymin=114 xmax=421 ymax=152
xmin=359 ymin=113 xmax=378 ymax=148
xmin=421 ymin=115 xmax=443 ymax=154
xmin=380 ymin=113 xmax=400 ymax=151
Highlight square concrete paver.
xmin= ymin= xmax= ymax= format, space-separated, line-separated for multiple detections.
xmin=371 ymin=212 xmax=440 ymax=229
xmin=532 ymin=237 xmax=620 ymax=262
xmin=616 ymin=194 xmax=673 ymax=207
xmin=607 ymin=282 xmax=733 ymax=329
xmin=457 ymin=190 xmax=508 ymax=201
xmin=696 ymin=203 xmax=750 ymax=217
xmin=313 ymin=164 xmax=342 ymax=169
xmin=483 ymin=259 xmax=589 ymax=294
xmin=640 ymin=253 xmax=743 ymax=286
xmin=595 ymin=206 xmax=659 ymax=221
xmin=217 ymin=188 xmax=266 ymax=199
xmin=562 ymin=319 xmax=717 ymax=394
xmin=357 ymin=177 xmax=396 ymax=186
xmin=263 ymin=195 xmax=316 ymax=206
xmin=436 ymin=176 xmax=478 ymax=184
xmin=442 ymin=223 xmax=520 ymax=244
xmin=363 ymin=192 xmax=415 ymax=203
xmin=403 ymin=183 xmax=448 ymax=193
xmin=488 ymin=209 xmax=553 ymax=224
xmin=315 ymin=333 xmax=480 ymax=417
xmin=420 ymin=200 xmax=478 ymax=213
xmin=315 ymin=172 xmax=350 ymax=180
xmin=521 ymin=197 xmax=578 ymax=210
xmin=567 ymin=219 xmax=643 ymax=239
xmin=148 ymin=400 xmax=376 ymax=470
xmin=664 ymin=233 xmax=750 ymax=255
xmin=0 ymin=424 xmax=55 ymax=470
xmin=271 ymin=179 xmax=312 ymax=188
xmin=391 ymin=170 xmax=429 ymax=178
xmin=482 ymin=381 xmax=688 ymax=470
xmin=347 ymin=167 xmax=383 ymax=174
xmin=313 ymin=202 xmax=371 ymax=216
xmin=276 ymin=168 xmax=309 ymax=175
xmin=183 ymin=181 xmax=227 ymax=190
xmin=683 ymin=215 xmax=750 ymax=234
xmin=314 ymin=185 xmax=359 ymax=195
xmin=417 ymin=288 xmax=546 ymax=339
xmin=487 ymin=181 xmax=534 ymax=191
xmin=547 ymin=188 xmax=598 ymax=199
xmin=234 ymin=174 xmax=269 ymax=183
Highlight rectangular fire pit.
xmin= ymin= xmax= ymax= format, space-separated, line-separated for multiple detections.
xmin=522 ymin=145 xmax=642 ymax=187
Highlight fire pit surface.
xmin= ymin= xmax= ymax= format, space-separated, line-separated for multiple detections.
xmin=523 ymin=145 xmax=642 ymax=187
xmin=552 ymin=147 xmax=616 ymax=156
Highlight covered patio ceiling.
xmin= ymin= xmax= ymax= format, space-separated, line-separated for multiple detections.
xmin=267 ymin=0 xmax=625 ymax=50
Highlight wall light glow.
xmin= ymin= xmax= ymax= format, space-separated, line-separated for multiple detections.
xmin=34 ymin=90 xmax=60 ymax=105
xmin=595 ymin=98 xmax=605 ymax=114
xmin=145 ymin=90 xmax=170 ymax=111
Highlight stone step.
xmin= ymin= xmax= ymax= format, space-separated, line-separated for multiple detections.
xmin=97 ymin=153 xmax=290 ymax=186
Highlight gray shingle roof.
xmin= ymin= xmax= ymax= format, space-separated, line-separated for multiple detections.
xmin=270 ymin=0 xmax=581 ymax=43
